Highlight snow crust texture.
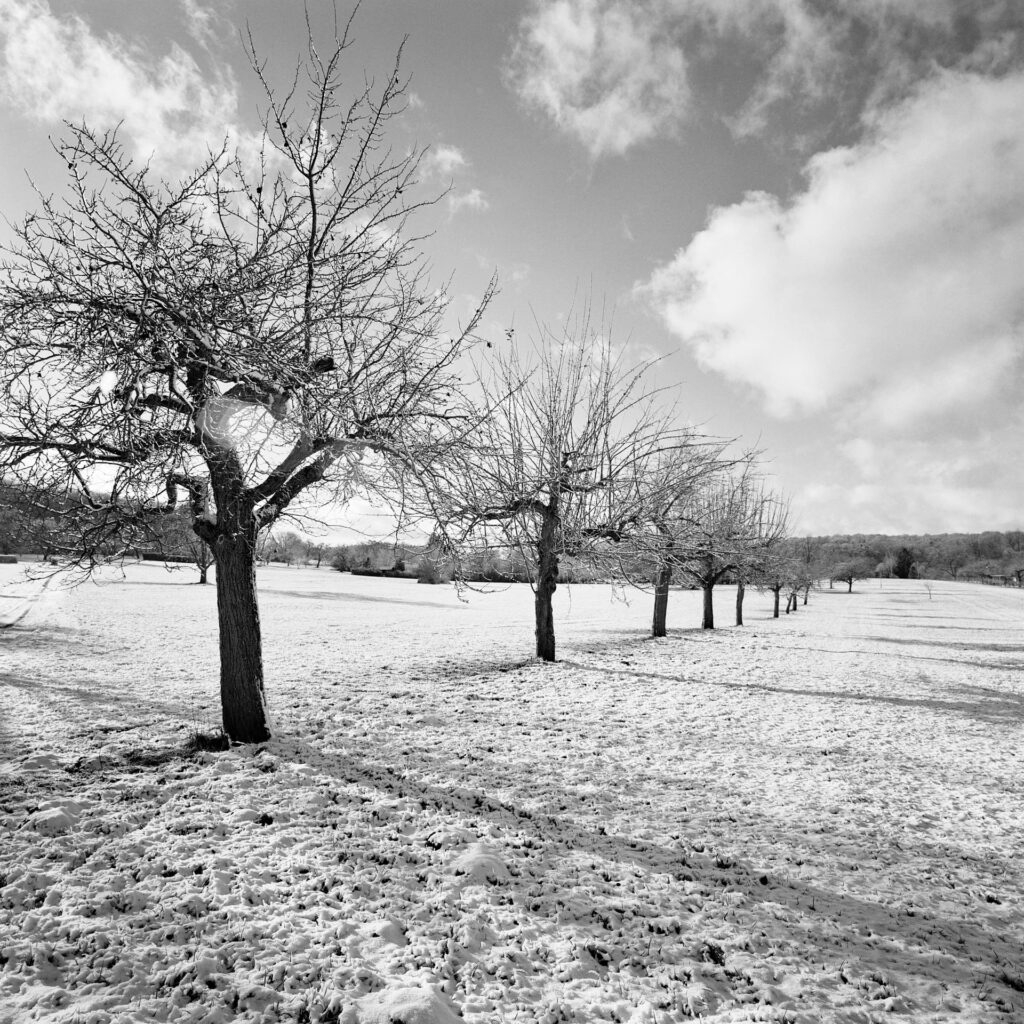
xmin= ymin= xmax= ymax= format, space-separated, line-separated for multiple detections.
xmin=1 ymin=564 xmax=1022 ymax=1023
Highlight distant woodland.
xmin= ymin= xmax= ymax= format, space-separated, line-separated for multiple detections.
xmin=784 ymin=531 xmax=1024 ymax=587
xmin=3 ymin=481 xmax=1021 ymax=587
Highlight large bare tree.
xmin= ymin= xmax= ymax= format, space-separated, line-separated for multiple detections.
xmin=0 ymin=23 xmax=491 ymax=741
xmin=434 ymin=310 xmax=687 ymax=661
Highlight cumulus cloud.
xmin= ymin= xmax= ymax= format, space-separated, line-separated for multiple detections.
xmin=0 ymin=0 xmax=242 ymax=169
xmin=507 ymin=0 xmax=690 ymax=158
xmin=637 ymin=70 xmax=1024 ymax=426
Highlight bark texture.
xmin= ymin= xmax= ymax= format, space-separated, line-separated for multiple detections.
xmin=535 ymin=512 xmax=559 ymax=661
xmin=735 ymin=578 xmax=745 ymax=627
xmin=652 ymin=564 xmax=672 ymax=638
xmin=213 ymin=527 xmax=270 ymax=743
xmin=702 ymin=582 xmax=715 ymax=630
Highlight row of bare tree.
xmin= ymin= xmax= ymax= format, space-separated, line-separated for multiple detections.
xmin=0 ymin=28 xmax=792 ymax=742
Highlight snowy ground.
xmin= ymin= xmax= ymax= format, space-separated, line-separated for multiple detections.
xmin=1 ymin=562 xmax=1022 ymax=1023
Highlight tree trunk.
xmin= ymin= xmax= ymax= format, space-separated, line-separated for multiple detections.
xmin=198 ymin=563 xmax=208 ymax=585
xmin=535 ymin=510 xmax=559 ymax=661
xmin=701 ymin=581 xmax=714 ymax=630
xmin=802 ymin=584 xmax=810 ymax=605
xmin=791 ymin=590 xmax=798 ymax=613
xmin=772 ymin=585 xmax=781 ymax=618
xmin=847 ymin=579 xmax=853 ymax=593
xmin=652 ymin=563 xmax=672 ymax=637
xmin=735 ymin=578 xmax=745 ymax=626
xmin=213 ymin=527 xmax=271 ymax=743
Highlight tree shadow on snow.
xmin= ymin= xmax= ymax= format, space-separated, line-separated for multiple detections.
xmin=852 ymin=634 xmax=1024 ymax=655
xmin=0 ymin=666 xmax=184 ymax=730
xmin=559 ymin=662 xmax=1024 ymax=726
xmin=260 ymin=587 xmax=461 ymax=611
xmin=271 ymin=731 xmax=1024 ymax=1013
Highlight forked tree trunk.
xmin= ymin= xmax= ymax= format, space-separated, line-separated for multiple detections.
xmin=702 ymin=582 xmax=715 ymax=630
xmin=652 ymin=563 xmax=672 ymax=637
xmin=198 ymin=563 xmax=209 ymax=585
xmin=847 ymin=579 xmax=853 ymax=593
xmin=213 ymin=527 xmax=271 ymax=743
xmin=735 ymin=578 xmax=745 ymax=626
xmin=772 ymin=585 xmax=782 ymax=618
xmin=535 ymin=511 xmax=559 ymax=661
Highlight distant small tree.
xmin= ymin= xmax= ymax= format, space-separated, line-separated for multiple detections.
xmin=149 ymin=508 xmax=215 ymax=583
xmin=754 ymin=553 xmax=796 ymax=618
xmin=832 ymin=557 xmax=875 ymax=593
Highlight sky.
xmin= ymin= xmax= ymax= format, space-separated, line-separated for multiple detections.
xmin=1 ymin=0 xmax=1022 ymax=537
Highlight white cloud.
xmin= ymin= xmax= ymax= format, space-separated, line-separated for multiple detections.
xmin=179 ymin=0 xmax=222 ymax=51
xmin=507 ymin=0 xmax=690 ymax=158
xmin=638 ymin=71 xmax=1024 ymax=425
xmin=448 ymin=188 xmax=490 ymax=215
xmin=424 ymin=144 xmax=468 ymax=178
xmin=795 ymin=421 xmax=1024 ymax=534
xmin=0 ymin=0 xmax=242 ymax=170
xmin=507 ymin=0 xmax=1024 ymax=155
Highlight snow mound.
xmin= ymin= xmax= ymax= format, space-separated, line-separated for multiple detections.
xmin=19 ymin=752 xmax=60 ymax=771
xmin=358 ymin=916 xmax=409 ymax=946
xmin=354 ymin=984 xmax=462 ymax=1024
xmin=28 ymin=801 xmax=82 ymax=835
xmin=449 ymin=842 xmax=510 ymax=883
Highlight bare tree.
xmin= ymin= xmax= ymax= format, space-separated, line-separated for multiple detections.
xmin=831 ymin=558 xmax=875 ymax=593
xmin=732 ymin=487 xmax=789 ymax=626
xmin=148 ymin=509 xmax=215 ymax=583
xmin=626 ymin=445 xmax=730 ymax=638
xmin=753 ymin=551 xmax=797 ymax=619
xmin=434 ymin=309 xmax=685 ymax=661
xmin=671 ymin=466 xmax=783 ymax=630
xmin=0 ymin=22 xmax=491 ymax=741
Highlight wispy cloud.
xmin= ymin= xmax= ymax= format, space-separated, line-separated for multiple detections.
xmin=507 ymin=0 xmax=690 ymax=158
xmin=448 ymin=188 xmax=490 ymax=215
xmin=794 ymin=422 xmax=1024 ymax=534
xmin=424 ymin=143 xmax=468 ymax=179
xmin=507 ymin=0 xmax=1024 ymax=156
xmin=0 ymin=0 xmax=242 ymax=170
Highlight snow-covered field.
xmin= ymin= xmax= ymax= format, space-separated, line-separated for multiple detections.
xmin=1 ymin=562 xmax=1022 ymax=1023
